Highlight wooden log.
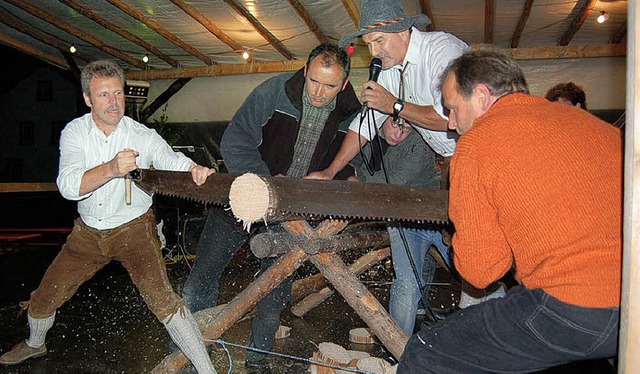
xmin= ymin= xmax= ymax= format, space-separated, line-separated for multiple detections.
xmin=291 ymin=287 xmax=335 ymax=317
xmin=291 ymin=247 xmax=390 ymax=303
xmin=151 ymin=220 xmax=347 ymax=373
xmin=152 ymin=246 xmax=309 ymax=373
xmin=308 ymin=252 xmax=409 ymax=360
xmin=349 ymin=327 xmax=376 ymax=344
xmin=250 ymin=229 xmax=388 ymax=257
xmin=228 ymin=173 xmax=448 ymax=226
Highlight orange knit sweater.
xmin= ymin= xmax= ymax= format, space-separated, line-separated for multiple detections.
xmin=450 ymin=93 xmax=622 ymax=308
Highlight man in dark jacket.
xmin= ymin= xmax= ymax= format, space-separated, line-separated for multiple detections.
xmin=179 ymin=44 xmax=361 ymax=373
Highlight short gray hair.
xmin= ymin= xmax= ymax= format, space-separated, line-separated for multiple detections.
xmin=80 ymin=60 xmax=126 ymax=96
xmin=439 ymin=49 xmax=529 ymax=99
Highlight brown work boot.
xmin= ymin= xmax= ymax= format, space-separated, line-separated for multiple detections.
xmin=0 ymin=340 xmax=47 ymax=365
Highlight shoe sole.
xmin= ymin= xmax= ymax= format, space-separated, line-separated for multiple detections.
xmin=0 ymin=350 xmax=47 ymax=365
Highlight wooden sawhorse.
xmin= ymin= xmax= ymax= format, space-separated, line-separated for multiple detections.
xmin=152 ymin=219 xmax=408 ymax=373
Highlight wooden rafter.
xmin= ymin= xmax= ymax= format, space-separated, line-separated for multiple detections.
xmin=420 ymin=0 xmax=436 ymax=31
xmin=222 ymin=0 xmax=293 ymax=60
xmin=125 ymin=44 xmax=626 ymax=80
xmin=558 ymin=0 xmax=597 ymax=46
xmin=510 ymin=0 xmax=534 ymax=48
xmin=169 ymin=0 xmax=249 ymax=62
xmin=4 ymin=0 xmax=147 ymax=69
xmin=0 ymin=11 xmax=93 ymax=64
xmin=0 ymin=34 xmax=69 ymax=70
xmin=286 ymin=0 xmax=327 ymax=44
xmin=341 ymin=0 xmax=359 ymax=28
xmin=105 ymin=0 xmax=213 ymax=65
xmin=59 ymin=0 xmax=179 ymax=67
xmin=611 ymin=22 xmax=627 ymax=44
xmin=484 ymin=0 xmax=494 ymax=44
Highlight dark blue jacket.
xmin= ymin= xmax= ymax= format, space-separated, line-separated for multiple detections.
xmin=220 ymin=68 xmax=361 ymax=179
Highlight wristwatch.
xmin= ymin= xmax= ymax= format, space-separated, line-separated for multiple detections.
xmin=392 ymin=99 xmax=404 ymax=120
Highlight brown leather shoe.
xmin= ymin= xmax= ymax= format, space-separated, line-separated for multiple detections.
xmin=0 ymin=340 xmax=47 ymax=365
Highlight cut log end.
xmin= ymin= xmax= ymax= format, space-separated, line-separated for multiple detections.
xmin=348 ymin=327 xmax=376 ymax=344
xmin=310 ymin=342 xmax=372 ymax=374
xmin=275 ymin=325 xmax=291 ymax=339
xmin=357 ymin=357 xmax=393 ymax=374
xmin=229 ymin=173 xmax=272 ymax=231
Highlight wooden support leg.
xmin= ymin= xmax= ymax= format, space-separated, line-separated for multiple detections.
xmin=152 ymin=247 xmax=309 ymax=373
xmin=309 ymin=252 xmax=409 ymax=360
xmin=291 ymin=246 xmax=390 ymax=303
xmin=151 ymin=220 xmax=347 ymax=373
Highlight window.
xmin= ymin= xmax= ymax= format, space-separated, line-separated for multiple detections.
xmin=19 ymin=121 xmax=35 ymax=145
xmin=37 ymin=80 xmax=53 ymax=101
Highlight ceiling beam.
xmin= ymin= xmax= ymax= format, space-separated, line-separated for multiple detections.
xmin=493 ymin=43 xmax=626 ymax=60
xmin=0 ymin=10 xmax=93 ymax=64
xmin=286 ymin=0 xmax=327 ymax=44
xmin=169 ymin=0 xmax=248 ymax=62
xmin=484 ymin=0 xmax=495 ymax=44
xmin=222 ymin=0 xmax=294 ymax=60
xmin=4 ymin=0 xmax=147 ymax=69
xmin=125 ymin=44 xmax=626 ymax=80
xmin=510 ymin=0 xmax=534 ymax=48
xmin=105 ymin=0 xmax=213 ymax=65
xmin=420 ymin=0 xmax=436 ymax=31
xmin=341 ymin=0 xmax=359 ymax=28
xmin=558 ymin=0 xmax=597 ymax=46
xmin=0 ymin=34 xmax=69 ymax=70
xmin=59 ymin=0 xmax=179 ymax=67
xmin=611 ymin=22 xmax=627 ymax=44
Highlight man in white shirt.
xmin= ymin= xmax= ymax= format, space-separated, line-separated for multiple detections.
xmin=307 ymin=0 xmax=467 ymax=182
xmin=0 ymin=60 xmax=217 ymax=373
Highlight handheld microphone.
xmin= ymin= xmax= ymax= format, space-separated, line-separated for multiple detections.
xmin=362 ymin=58 xmax=383 ymax=115
xmin=368 ymin=58 xmax=382 ymax=83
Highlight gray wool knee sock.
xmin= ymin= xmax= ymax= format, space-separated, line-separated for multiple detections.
xmin=163 ymin=308 xmax=217 ymax=374
xmin=26 ymin=312 xmax=55 ymax=348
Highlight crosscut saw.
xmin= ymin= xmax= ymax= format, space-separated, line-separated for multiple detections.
xmin=133 ymin=169 xmax=448 ymax=224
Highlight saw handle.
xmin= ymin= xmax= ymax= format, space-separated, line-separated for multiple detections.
xmin=124 ymin=169 xmax=140 ymax=205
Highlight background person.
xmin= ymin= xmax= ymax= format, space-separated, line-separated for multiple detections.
xmin=352 ymin=116 xmax=449 ymax=336
xmin=545 ymin=81 xmax=587 ymax=109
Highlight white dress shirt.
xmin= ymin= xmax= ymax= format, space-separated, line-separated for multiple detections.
xmin=57 ymin=113 xmax=193 ymax=230
xmin=349 ymin=28 xmax=468 ymax=157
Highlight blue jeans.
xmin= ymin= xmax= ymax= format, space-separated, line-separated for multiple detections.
xmin=180 ymin=207 xmax=293 ymax=365
xmin=398 ymin=286 xmax=619 ymax=373
xmin=388 ymin=225 xmax=450 ymax=335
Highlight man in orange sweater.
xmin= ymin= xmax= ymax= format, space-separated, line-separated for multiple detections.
xmin=398 ymin=50 xmax=622 ymax=373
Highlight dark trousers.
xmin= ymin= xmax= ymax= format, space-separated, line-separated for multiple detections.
xmin=180 ymin=207 xmax=293 ymax=365
xmin=398 ymin=286 xmax=619 ymax=373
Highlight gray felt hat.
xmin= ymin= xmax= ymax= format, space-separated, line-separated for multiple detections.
xmin=339 ymin=0 xmax=431 ymax=47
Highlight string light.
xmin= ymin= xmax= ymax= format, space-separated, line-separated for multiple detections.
xmin=142 ymin=54 xmax=149 ymax=63
xmin=596 ymin=11 xmax=609 ymax=24
xmin=69 ymin=44 xmax=76 ymax=54
xmin=347 ymin=43 xmax=355 ymax=55
xmin=241 ymin=50 xmax=250 ymax=60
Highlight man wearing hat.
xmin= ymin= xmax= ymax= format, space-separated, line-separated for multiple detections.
xmin=307 ymin=0 xmax=467 ymax=183
xmin=305 ymin=0 xmax=485 ymax=338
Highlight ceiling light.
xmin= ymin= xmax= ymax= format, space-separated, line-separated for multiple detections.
xmin=142 ymin=54 xmax=149 ymax=63
xmin=69 ymin=44 xmax=76 ymax=54
xmin=596 ymin=11 xmax=609 ymax=24
xmin=241 ymin=50 xmax=250 ymax=60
